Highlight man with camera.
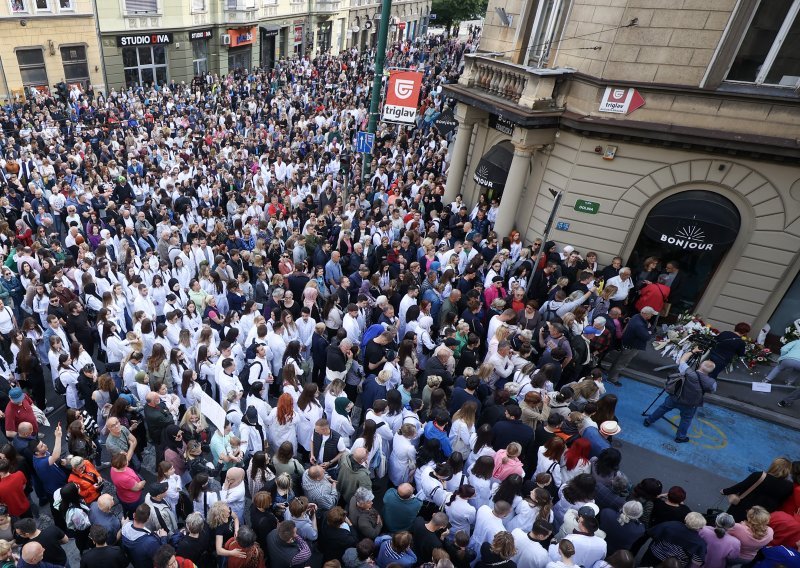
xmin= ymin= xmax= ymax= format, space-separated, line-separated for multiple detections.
xmin=643 ymin=348 xmax=717 ymax=443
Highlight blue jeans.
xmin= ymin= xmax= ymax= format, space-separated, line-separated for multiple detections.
xmin=646 ymin=395 xmax=697 ymax=439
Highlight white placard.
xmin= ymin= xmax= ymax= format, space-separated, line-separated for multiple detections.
xmin=752 ymin=382 xmax=772 ymax=393
xmin=199 ymin=390 xmax=227 ymax=433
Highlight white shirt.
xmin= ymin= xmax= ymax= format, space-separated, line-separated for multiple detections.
xmin=445 ymin=497 xmax=477 ymax=537
xmin=548 ymin=534 xmax=607 ymax=568
xmin=470 ymin=505 xmax=507 ymax=550
xmin=606 ymin=275 xmax=634 ymax=301
xmin=512 ymin=528 xmax=551 ymax=568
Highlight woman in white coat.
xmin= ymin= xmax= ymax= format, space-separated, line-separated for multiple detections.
xmin=295 ymin=384 xmax=324 ymax=455
xmin=446 ymin=485 xmax=478 ymax=537
xmin=268 ymin=393 xmax=299 ymax=452
xmin=449 ymin=401 xmax=477 ymax=458
xmin=56 ymin=354 xmax=81 ymax=409
xmin=388 ymin=423 xmax=418 ymax=487
xmin=329 ymin=397 xmax=355 ymax=446
xmin=246 ymin=382 xmax=273 ymax=428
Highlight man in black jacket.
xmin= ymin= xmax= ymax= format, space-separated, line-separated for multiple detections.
xmin=492 ymin=404 xmax=534 ymax=451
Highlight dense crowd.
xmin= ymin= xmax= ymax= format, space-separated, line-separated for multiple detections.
xmin=0 ymin=27 xmax=796 ymax=568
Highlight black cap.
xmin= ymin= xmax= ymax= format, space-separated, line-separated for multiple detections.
xmin=148 ymin=482 xmax=169 ymax=497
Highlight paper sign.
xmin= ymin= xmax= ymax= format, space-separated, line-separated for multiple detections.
xmin=199 ymin=390 xmax=227 ymax=433
xmin=751 ymin=382 xmax=772 ymax=393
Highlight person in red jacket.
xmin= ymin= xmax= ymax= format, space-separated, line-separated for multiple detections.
xmin=0 ymin=457 xmax=31 ymax=518
xmin=635 ymin=277 xmax=671 ymax=314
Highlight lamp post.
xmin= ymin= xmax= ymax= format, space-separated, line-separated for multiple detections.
xmin=361 ymin=0 xmax=393 ymax=183
xmin=526 ymin=188 xmax=564 ymax=291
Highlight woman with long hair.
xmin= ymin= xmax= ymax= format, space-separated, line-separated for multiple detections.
xmin=268 ymin=393 xmax=298 ymax=451
xmin=561 ymin=438 xmax=593 ymax=485
xmin=554 ymin=473 xmax=597 ymax=527
xmin=156 ymin=460 xmax=183 ymax=515
xmin=54 ymin=482 xmax=92 ymax=552
xmin=507 ymin=487 xmax=554 ymax=532
xmin=468 ymin=455 xmax=497 ymax=511
xmin=722 ymin=457 xmax=794 ymax=522
xmin=15 ymin=337 xmax=46 ymax=410
xmin=449 ymin=401 xmax=477 ymax=458
xmin=281 ymin=364 xmax=302 ymax=405
xmin=147 ymin=342 xmax=170 ymax=385
xmin=295 ymin=383 xmax=323 ymax=456
xmin=466 ymin=423 xmax=496 ymax=470
xmin=246 ymin=451 xmax=276 ymax=496
xmin=729 ymin=506 xmax=774 ymax=562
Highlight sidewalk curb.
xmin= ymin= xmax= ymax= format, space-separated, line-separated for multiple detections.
xmin=622 ymin=369 xmax=800 ymax=431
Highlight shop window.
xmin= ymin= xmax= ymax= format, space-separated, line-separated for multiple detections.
xmin=60 ymin=46 xmax=89 ymax=86
xmin=16 ymin=48 xmax=48 ymax=88
xmin=122 ymin=45 xmax=168 ymax=87
xmin=9 ymin=0 xmax=28 ymax=13
xmin=125 ymin=0 xmax=158 ymax=14
xmin=527 ymin=0 xmax=570 ymax=68
xmin=192 ymin=40 xmax=208 ymax=76
xmin=726 ymin=0 xmax=800 ymax=87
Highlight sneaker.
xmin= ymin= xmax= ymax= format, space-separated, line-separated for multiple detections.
xmin=778 ymin=400 xmax=791 ymax=408
xmin=643 ymin=418 xmax=651 ymax=427
xmin=675 ymin=436 xmax=690 ymax=443
xmin=761 ymin=379 xmax=771 ymax=383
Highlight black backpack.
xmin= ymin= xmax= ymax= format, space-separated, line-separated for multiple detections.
xmin=175 ymin=490 xmax=194 ymax=525
xmin=238 ymin=361 xmax=263 ymax=391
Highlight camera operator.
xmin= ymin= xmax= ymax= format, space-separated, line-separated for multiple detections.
xmin=643 ymin=348 xmax=717 ymax=443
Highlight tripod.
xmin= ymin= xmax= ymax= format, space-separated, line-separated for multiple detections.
xmin=640 ymin=350 xmax=705 ymax=428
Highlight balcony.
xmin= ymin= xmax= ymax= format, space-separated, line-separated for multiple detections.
xmin=290 ymin=0 xmax=306 ymax=14
xmin=313 ymin=0 xmax=341 ymax=13
xmin=454 ymin=54 xmax=574 ymax=111
xmin=225 ymin=0 xmax=258 ymax=23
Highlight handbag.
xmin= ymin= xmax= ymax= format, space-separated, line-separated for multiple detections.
xmin=727 ymin=471 xmax=766 ymax=505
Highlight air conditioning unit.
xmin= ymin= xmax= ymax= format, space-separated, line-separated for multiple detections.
xmin=221 ymin=34 xmax=231 ymax=45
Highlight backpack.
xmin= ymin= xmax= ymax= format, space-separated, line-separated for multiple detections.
xmin=175 ymin=490 xmax=194 ymax=524
xmin=665 ymin=372 xmax=685 ymax=397
xmin=543 ymin=301 xmax=560 ymax=322
xmin=245 ymin=341 xmax=262 ymax=361
xmin=54 ymin=373 xmax=68 ymax=395
xmin=238 ymin=360 xmax=262 ymax=390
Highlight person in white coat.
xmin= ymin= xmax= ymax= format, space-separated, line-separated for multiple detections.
xmin=470 ymin=501 xmax=512 ymax=556
xmin=268 ymin=393 xmax=299 ymax=452
xmin=246 ymin=382 xmax=273 ymax=428
xmin=239 ymin=406 xmax=267 ymax=460
xmin=296 ymin=384 xmax=324 ymax=454
xmin=506 ymin=487 xmax=555 ymax=533
xmin=416 ymin=462 xmax=453 ymax=510
xmin=388 ymin=423 xmax=417 ymax=487
xmin=56 ymin=354 xmax=81 ymax=409
xmin=445 ymin=485 xmax=477 ymax=537
xmin=512 ymin=520 xmax=553 ymax=568
xmin=449 ymin=401 xmax=477 ymax=458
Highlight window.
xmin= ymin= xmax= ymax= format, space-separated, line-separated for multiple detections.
xmin=122 ymin=45 xmax=168 ymax=87
xmin=527 ymin=0 xmax=568 ymax=68
xmin=727 ymin=0 xmax=800 ymax=87
xmin=124 ymin=0 xmax=158 ymax=14
xmin=16 ymin=48 xmax=47 ymax=88
xmin=61 ymin=46 xmax=89 ymax=86
xmin=191 ymin=0 xmax=206 ymax=11
xmin=59 ymin=0 xmax=73 ymax=9
xmin=192 ymin=39 xmax=208 ymax=76
xmin=34 ymin=0 xmax=50 ymax=10
xmin=9 ymin=0 xmax=28 ymax=12
xmin=226 ymin=0 xmax=255 ymax=8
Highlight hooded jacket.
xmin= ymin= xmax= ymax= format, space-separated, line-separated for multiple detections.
xmin=120 ymin=522 xmax=168 ymax=568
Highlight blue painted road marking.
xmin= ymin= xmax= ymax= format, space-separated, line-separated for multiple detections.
xmin=609 ymin=378 xmax=800 ymax=482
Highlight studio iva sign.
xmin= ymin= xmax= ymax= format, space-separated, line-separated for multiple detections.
xmin=659 ymin=225 xmax=714 ymax=251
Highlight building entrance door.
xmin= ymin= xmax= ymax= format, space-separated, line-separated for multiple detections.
xmin=627 ymin=190 xmax=741 ymax=316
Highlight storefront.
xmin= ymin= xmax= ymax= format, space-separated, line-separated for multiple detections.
xmin=627 ymin=190 xmax=741 ymax=315
xmin=316 ymin=21 xmax=332 ymax=55
xmin=227 ymin=27 xmax=257 ymax=71
xmin=189 ymin=29 xmax=213 ymax=77
xmin=293 ymin=21 xmax=304 ymax=56
xmin=473 ymin=141 xmax=513 ymax=200
xmin=260 ymin=27 xmax=279 ymax=70
xmin=117 ymin=32 xmax=173 ymax=87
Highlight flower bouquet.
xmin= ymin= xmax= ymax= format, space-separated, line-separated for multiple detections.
xmin=780 ymin=322 xmax=800 ymax=345
xmin=735 ymin=338 xmax=772 ymax=373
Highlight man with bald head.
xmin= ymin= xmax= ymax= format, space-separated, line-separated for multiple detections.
xmin=301 ymin=465 xmax=339 ymax=511
xmin=336 ymin=448 xmax=371 ymax=504
xmin=19 ymin=542 xmax=61 ymax=568
xmin=382 ymin=483 xmax=423 ymax=532
xmin=89 ymin=493 xmax=123 ymax=545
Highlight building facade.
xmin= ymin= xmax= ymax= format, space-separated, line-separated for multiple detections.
xmin=97 ymin=0 xmax=431 ymax=90
xmin=443 ymin=0 xmax=800 ymax=341
xmin=0 ymin=0 xmax=104 ymax=98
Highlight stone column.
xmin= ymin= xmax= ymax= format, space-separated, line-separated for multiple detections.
xmin=443 ymin=103 xmax=485 ymax=203
xmin=494 ymin=142 xmax=536 ymax=238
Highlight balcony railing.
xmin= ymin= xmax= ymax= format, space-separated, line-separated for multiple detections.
xmin=457 ymin=54 xmax=574 ymax=110
xmin=314 ymin=0 xmax=340 ymax=12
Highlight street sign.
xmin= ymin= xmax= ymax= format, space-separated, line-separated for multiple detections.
xmin=556 ymin=221 xmax=570 ymax=231
xmin=398 ymin=22 xmax=406 ymax=30
xmin=356 ymin=131 xmax=375 ymax=154
xmin=574 ymin=199 xmax=600 ymax=214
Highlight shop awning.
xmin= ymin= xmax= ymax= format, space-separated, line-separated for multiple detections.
xmin=260 ymin=26 xmax=281 ymax=37
xmin=642 ymin=190 xmax=740 ymax=250
xmin=473 ymin=141 xmax=513 ymax=191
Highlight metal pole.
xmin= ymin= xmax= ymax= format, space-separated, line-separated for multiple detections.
xmin=362 ymin=0 xmax=392 ymax=183
xmin=526 ymin=188 xmax=563 ymax=292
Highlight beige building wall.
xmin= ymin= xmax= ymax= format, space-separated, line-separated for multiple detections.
xmin=0 ymin=0 xmax=103 ymax=96
xmin=516 ymin=130 xmax=800 ymax=330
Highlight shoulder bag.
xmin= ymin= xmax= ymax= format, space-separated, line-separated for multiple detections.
xmin=727 ymin=471 xmax=766 ymax=505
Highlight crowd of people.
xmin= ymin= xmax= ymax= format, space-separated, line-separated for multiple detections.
xmin=0 ymin=26 xmax=796 ymax=568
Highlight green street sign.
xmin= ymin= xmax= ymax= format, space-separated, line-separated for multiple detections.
xmin=574 ymin=199 xmax=600 ymax=214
